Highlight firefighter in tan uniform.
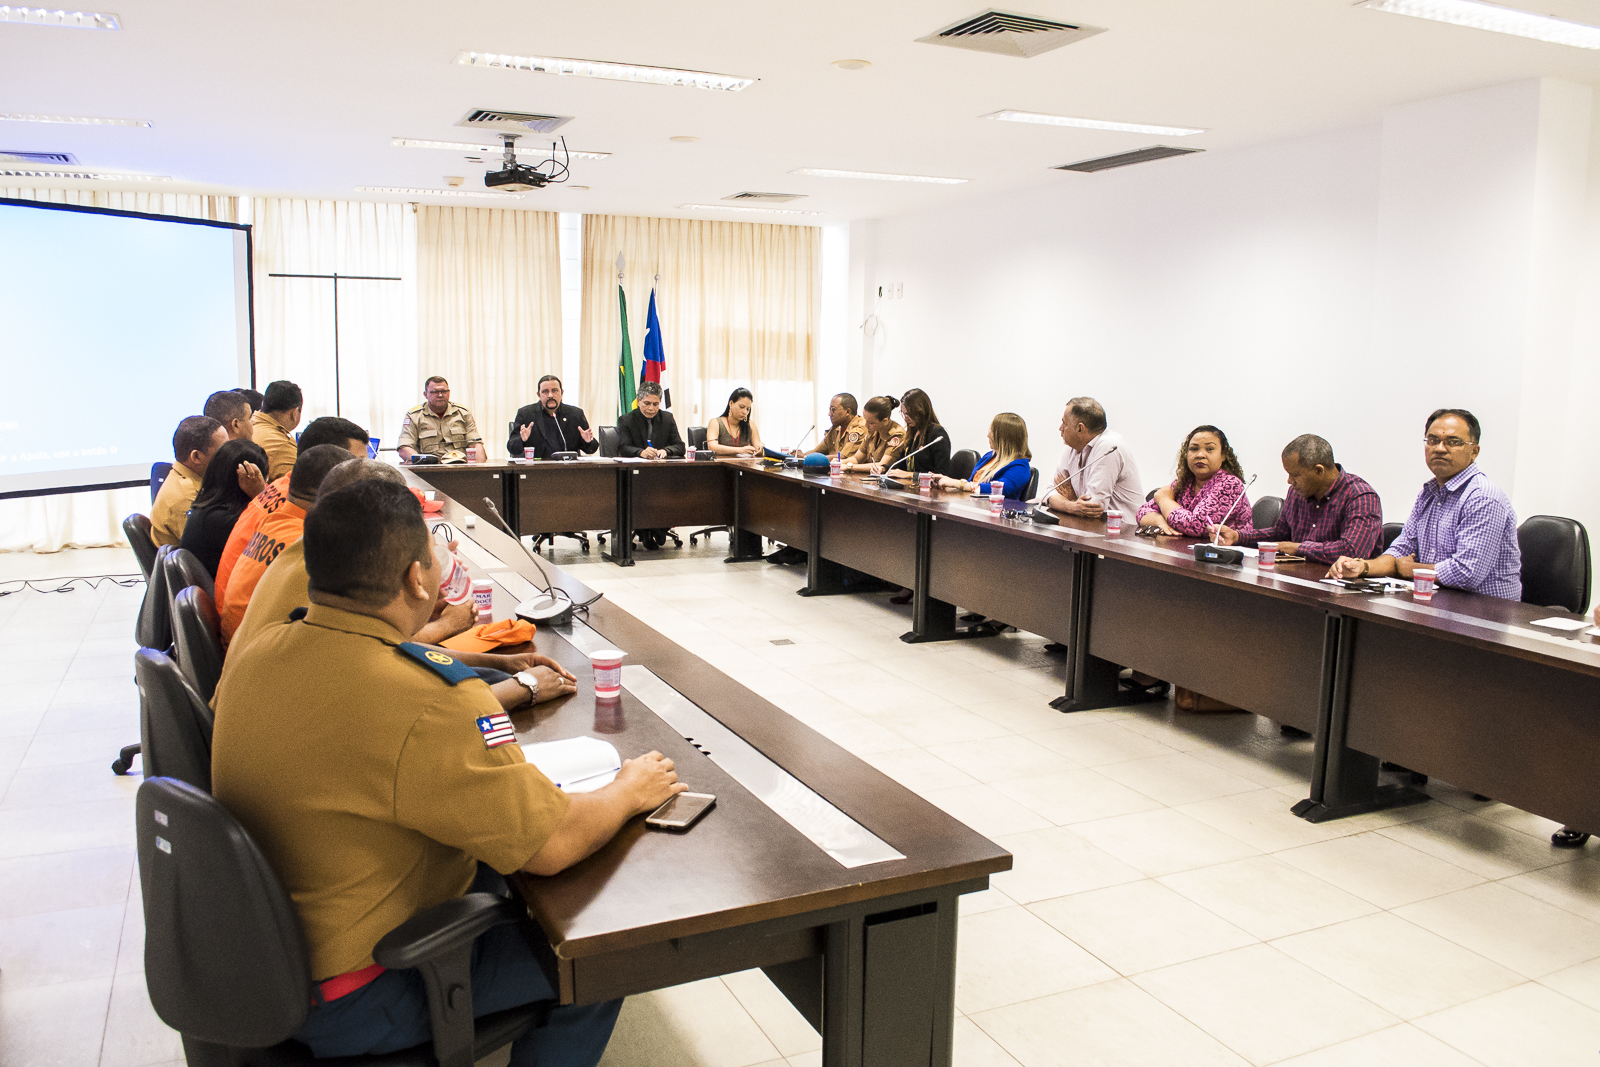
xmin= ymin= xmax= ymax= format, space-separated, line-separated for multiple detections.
xmin=841 ymin=395 xmax=905 ymax=472
xmin=397 ymin=377 xmax=485 ymax=462
xmin=209 ymin=480 xmax=683 ymax=1065
xmin=815 ymin=392 xmax=867 ymax=460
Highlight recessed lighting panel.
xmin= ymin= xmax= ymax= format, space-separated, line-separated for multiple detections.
xmin=356 ymin=186 xmax=526 ymax=199
xmin=984 ymin=110 xmax=1205 ymax=136
xmin=1 ymin=112 xmax=151 ymax=127
xmin=0 ymin=6 xmax=119 ymax=29
xmin=790 ymin=168 xmax=966 ymax=184
xmin=831 ymin=58 xmax=871 ymax=70
xmin=391 ymin=137 xmax=610 ymax=160
xmin=0 ymin=168 xmax=168 ymax=180
xmin=1361 ymin=0 xmax=1600 ymax=48
xmin=680 ymin=203 xmax=822 ymax=216
xmin=454 ymin=50 xmax=755 ymax=91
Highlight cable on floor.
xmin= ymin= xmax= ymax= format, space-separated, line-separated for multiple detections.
xmin=0 ymin=573 xmax=145 ymax=598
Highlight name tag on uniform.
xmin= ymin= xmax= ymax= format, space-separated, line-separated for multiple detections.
xmin=477 ymin=714 xmax=516 ymax=748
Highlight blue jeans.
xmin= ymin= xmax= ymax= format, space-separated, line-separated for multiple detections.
xmin=295 ymin=870 xmax=621 ymax=1067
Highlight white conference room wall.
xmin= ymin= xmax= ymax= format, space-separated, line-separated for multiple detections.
xmin=843 ymin=78 xmax=1600 ymax=605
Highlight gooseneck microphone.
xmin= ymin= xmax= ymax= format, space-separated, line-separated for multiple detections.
xmin=881 ymin=433 xmax=947 ymax=479
xmin=1210 ymin=473 xmax=1257 ymax=545
xmin=1190 ymin=473 xmax=1257 ymax=566
xmin=481 ymin=496 xmax=600 ymax=623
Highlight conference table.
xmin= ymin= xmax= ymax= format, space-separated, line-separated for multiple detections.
xmin=409 ymin=468 xmax=1012 ymax=1067
xmin=416 ymin=456 xmax=1600 ymax=834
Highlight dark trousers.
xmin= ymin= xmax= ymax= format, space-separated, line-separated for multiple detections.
xmin=294 ymin=869 xmax=622 ymax=1067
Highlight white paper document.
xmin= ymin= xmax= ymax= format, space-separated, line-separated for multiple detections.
xmin=521 ymin=736 xmax=622 ymax=793
xmin=1531 ymin=616 xmax=1591 ymax=632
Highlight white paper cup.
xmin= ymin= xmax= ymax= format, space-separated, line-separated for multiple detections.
xmin=1258 ymin=544 xmax=1277 ymax=570
xmin=1106 ymin=510 xmax=1123 ymax=534
xmin=1413 ymin=567 xmax=1436 ymax=601
xmin=591 ymin=648 xmax=625 ymax=696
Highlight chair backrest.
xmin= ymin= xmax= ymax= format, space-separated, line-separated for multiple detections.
xmin=946 ymin=449 xmax=978 ymax=481
xmin=1518 ymin=514 xmax=1592 ymax=614
xmin=1025 ymin=467 xmax=1040 ymax=500
xmin=137 ymin=546 xmax=176 ymax=651
xmin=688 ymin=425 xmax=708 ymax=449
xmin=172 ymin=586 xmax=225 ymax=703
xmin=136 ymin=647 xmax=215 ymax=793
xmin=1145 ymin=488 xmax=1158 ymax=502
xmin=124 ymin=513 xmax=159 ymax=580
xmin=161 ymin=546 xmax=215 ymax=604
xmin=137 ymin=777 xmax=312 ymax=1048
xmin=1380 ymin=522 xmax=1404 ymax=553
xmin=150 ymin=461 xmax=173 ymax=504
xmin=598 ymin=425 xmax=621 ymax=458
xmin=1252 ymin=495 xmax=1284 ymax=531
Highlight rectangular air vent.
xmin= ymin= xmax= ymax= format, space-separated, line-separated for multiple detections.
xmin=1055 ymin=146 xmax=1202 ymax=173
xmin=723 ymin=192 xmax=807 ymax=203
xmin=455 ymin=109 xmax=573 ymax=134
xmin=0 ymin=150 xmax=78 ymax=164
xmin=917 ymin=9 xmax=1106 ymax=58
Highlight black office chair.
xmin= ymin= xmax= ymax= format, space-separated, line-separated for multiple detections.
xmin=117 ymin=545 xmax=177 ymax=777
xmin=947 ymin=449 xmax=978 ymax=481
xmin=597 ymin=426 xmax=621 ymax=458
xmin=1145 ymin=488 xmax=1158 ymax=502
xmin=1518 ymin=515 xmax=1592 ymax=614
xmin=135 ymin=647 xmax=214 ymax=793
xmin=1380 ymin=522 xmax=1404 ymax=553
xmin=161 ymin=545 xmax=215 ymax=605
xmin=1024 ymin=468 xmax=1040 ymax=501
xmin=172 ymin=586 xmax=225 ymax=704
xmin=124 ymin=514 xmax=159 ymax=581
xmin=687 ymin=426 xmax=708 ymax=451
xmin=136 ymin=777 xmax=546 ymax=1067
xmin=150 ymin=461 xmax=173 ymax=504
xmin=1252 ymin=496 xmax=1283 ymax=531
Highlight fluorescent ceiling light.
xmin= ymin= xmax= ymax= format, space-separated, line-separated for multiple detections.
xmin=0 ymin=6 xmax=119 ymax=29
xmin=356 ymin=186 xmax=526 ymax=200
xmin=391 ymin=137 xmax=610 ymax=160
xmin=0 ymin=168 xmax=167 ymax=180
xmin=1361 ymin=0 xmax=1600 ymax=48
xmin=1 ymin=112 xmax=151 ymax=127
xmin=790 ymin=168 xmax=966 ymax=184
xmin=454 ymin=50 xmax=755 ymax=92
xmin=680 ymin=203 xmax=822 ymax=216
xmin=984 ymin=109 xmax=1205 ymax=137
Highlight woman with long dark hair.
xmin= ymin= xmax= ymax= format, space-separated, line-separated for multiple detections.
xmin=180 ymin=438 xmax=269 ymax=577
xmin=1136 ymin=424 xmax=1249 ymax=536
xmin=706 ymin=387 xmax=763 ymax=457
xmin=874 ymin=388 xmax=950 ymax=481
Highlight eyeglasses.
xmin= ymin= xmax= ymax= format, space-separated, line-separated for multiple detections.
xmin=1424 ymin=436 xmax=1470 ymax=450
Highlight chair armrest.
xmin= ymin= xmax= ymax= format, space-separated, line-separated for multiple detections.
xmin=373 ymin=892 xmax=523 ymax=970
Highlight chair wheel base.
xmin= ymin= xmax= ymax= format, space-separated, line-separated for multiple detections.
xmin=1553 ymin=829 xmax=1591 ymax=849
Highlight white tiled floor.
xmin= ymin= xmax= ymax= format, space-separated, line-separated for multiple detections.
xmin=4 ymin=541 xmax=1600 ymax=1066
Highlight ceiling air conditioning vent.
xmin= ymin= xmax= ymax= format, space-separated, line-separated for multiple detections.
xmin=723 ymin=192 xmax=806 ymax=203
xmin=0 ymin=150 xmax=78 ymax=164
xmin=917 ymin=10 xmax=1106 ymax=58
xmin=455 ymin=109 xmax=573 ymax=135
xmin=1055 ymin=146 xmax=1202 ymax=173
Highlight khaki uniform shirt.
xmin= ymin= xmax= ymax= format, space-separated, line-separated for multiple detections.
xmin=851 ymin=420 xmax=905 ymax=465
xmin=397 ymin=402 xmax=482 ymax=457
xmin=229 ymin=539 xmax=309 ymax=658
xmin=211 ymin=603 xmax=569 ymax=980
xmin=817 ymin=415 xmax=867 ymax=459
xmin=252 ymin=411 xmax=298 ymax=481
xmin=149 ymin=464 xmax=201 ymax=548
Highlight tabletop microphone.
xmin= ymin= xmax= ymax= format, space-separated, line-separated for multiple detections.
xmin=481 ymin=497 xmax=585 ymax=624
xmin=785 ymin=423 xmax=816 ymax=467
xmin=880 ymin=434 xmax=947 ymax=484
xmin=1191 ymin=473 xmax=1257 ymax=566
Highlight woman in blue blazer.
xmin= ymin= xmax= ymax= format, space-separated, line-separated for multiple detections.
xmin=940 ymin=413 xmax=1033 ymax=499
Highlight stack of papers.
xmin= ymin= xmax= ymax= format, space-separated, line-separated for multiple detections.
xmin=1531 ymin=617 xmax=1591 ymax=632
xmin=521 ymin=736 xmax=622 ymax=793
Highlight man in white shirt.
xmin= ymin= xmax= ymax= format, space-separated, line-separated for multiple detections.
xmin=1040 ymin=397 xmax=1144 ymax=522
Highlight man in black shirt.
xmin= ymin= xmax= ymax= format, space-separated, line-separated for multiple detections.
xmin=507 ymin=375 xmax=598 ymax=459
xmin=615 ymin=382 xmax=684 ymax=460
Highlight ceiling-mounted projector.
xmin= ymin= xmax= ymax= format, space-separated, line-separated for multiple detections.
xmin=484 ymin=134 xmax=571 ymax=192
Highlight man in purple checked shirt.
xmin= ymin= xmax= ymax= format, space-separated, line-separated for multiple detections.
xmin=1210 ymin=433 xmax=1383 ymax=563
xmin=1328 ymin=408 xmax=1520 ymax=600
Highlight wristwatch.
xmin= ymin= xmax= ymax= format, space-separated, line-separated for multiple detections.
xmin=513 ymin=669 xmax=540 ymax=706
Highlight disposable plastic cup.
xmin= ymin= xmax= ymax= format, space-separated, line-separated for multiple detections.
xmin=1106 ymin=509 xmax=1123 ymax=534
xmin=989 ymin=483 xmax=1004 ymax=514
xmin=1258 ymin=544 xmax=1277 ymax=570
xmin=829 ymin=455 xmax=842 ymax=477
xmin=435 ymin=547 xmax=473 ymax=606
xmin=471 ymin=579 xmax=494 ymax=621
xmin=919 ymin=472 xmax=934 ymax=495
xmin=424 ymin=490 xmax=436 ymax=501
xmin=1413 ymin=567 xmax=1436 ymax=602
xmin=591 ymin=648 xmax=625 ymax=696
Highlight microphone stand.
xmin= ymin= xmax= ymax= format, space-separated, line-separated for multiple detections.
xmin=481 ymin=497 xmax=602 ymax=623
xmin=1190 ymin=473 xmax=1257 ymax=565
xmin=880 ymin=434 xmax=947 ymax=482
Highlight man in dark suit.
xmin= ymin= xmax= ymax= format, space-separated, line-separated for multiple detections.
xmin=507 ymin=375 xmax=598 ymax=459
xmin=615 ymin=381 xmax=685 ymax=550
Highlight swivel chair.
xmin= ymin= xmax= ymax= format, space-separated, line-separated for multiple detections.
xmin=1024 ymin=468 xmax=1040 ymax=501
xmin=1518 ymin=515 xmax=1591 ymax=614
xmin=135 ymin=647 xmax=214 ymax=793
xmin=136 ymin=777 xmax=546 ymax=1067
xmin=1380 ymin=523 xmax=1404 ymax=552
xmin=150 ymin=462 xmax=173 ymax=504
xmin=597 ymin=426 xmax=621 ymax=458
xmin=172 ymin=586 xmax=225 ymax=704
xmin=1252 ymin=496 xmax=1284 ymax=531
xmin=116 ymin=545 xmax=176 ymax=777
xmin=946 ymin=449 xmax=978 ymax=482
xmin=124 ymin=514 xmax=159 ymax=581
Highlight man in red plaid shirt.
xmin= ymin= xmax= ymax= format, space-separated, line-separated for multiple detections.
xmin=1210 ymin=434 xmax=1382 ymax=562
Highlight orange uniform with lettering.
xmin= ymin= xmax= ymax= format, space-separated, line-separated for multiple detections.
xmin=219 ymin=500 xmax=306 ymax=649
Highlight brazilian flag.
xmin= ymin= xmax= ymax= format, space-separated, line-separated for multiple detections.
xmin=617 ymin=284 xmax=637 ymax=417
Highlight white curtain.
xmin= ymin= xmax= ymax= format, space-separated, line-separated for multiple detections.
xmin=416 ymin=207 xmax=562 ymax=457
xmin=0 ymin=188 xmax=239 ymax=553
xmin=244 ymin=199 xmax=417 ymax=450
xmin=580 ymin=215 xmax=820 ymax=444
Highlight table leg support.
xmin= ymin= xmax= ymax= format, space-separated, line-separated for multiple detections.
xmin=799 ymin=490 xmax=849 ymax=597
xmin=900 ymin=515 xmax=973 ymax=644
xmin=726 ymin=472 xmax=767 ymax=563
xmin=1050 ymin=549 xmax=1124 ymax=712
xmin=603 ymin=468 xmax=634 ymax=567
xmin=1293 ymin=615 xmax=1428 ymax=822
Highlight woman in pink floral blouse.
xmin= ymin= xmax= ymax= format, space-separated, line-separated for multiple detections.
xmin=1136 ymin=425 xmax=1250 ymax=536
